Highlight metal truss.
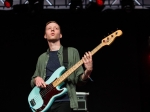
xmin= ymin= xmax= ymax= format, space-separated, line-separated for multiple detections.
xmin=24 ymin=0 xmax=52 ymax=5
xmin=0 ymin=0 xmax=150 ymax=10
xmin=0 ymin=0 xmax=4 ymax=4
xmin=111 ymin=0 xmax=141 ymax=5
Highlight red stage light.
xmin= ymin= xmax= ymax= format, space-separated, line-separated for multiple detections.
xmin=96 ymin=0 xmax=104 ymax=6
xmin=4 ymin=0 xmax=13 ymax=8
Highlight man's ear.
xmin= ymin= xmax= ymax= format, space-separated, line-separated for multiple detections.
xmin=44 ymin=34 xmax=46 ymax=39
xmin=60 ymin=34 xmax=62 ymax=38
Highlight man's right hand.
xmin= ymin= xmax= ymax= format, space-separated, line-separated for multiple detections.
xmin=34 ymin=76 xmax=47 ymax=88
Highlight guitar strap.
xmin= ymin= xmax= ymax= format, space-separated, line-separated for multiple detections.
xmin=63 ymin=47 xmax=68 ymax=70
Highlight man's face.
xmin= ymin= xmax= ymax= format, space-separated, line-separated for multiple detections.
xmin=44 ymin=22 xmax=62 ymax=42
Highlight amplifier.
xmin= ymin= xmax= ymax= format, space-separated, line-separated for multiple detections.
xmin=73 ymin=92 xmax=89 ymax=111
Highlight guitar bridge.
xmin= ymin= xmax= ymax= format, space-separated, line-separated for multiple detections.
xmin=30 ymin=99 xmax=36 ymax=106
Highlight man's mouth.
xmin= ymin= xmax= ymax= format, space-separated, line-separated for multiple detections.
xmin=51 ymin=33 xmax=55 ymax=36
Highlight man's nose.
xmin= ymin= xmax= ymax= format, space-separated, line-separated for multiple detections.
xmin=51 ymin=28 xmax=55 ymax=31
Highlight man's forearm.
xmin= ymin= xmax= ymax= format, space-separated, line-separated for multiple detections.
xmin=81 ymin=69 xmax=92 ymax=81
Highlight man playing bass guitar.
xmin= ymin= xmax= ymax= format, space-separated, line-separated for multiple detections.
xmin=30 ymin=21 xmax=93 ymax=112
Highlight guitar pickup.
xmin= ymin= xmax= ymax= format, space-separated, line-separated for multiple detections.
xmin=30 ymin=99 xmax=36 ymax=106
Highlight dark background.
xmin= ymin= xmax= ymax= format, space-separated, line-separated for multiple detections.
xmin=0 ymin=8 xmax=150 ymax=112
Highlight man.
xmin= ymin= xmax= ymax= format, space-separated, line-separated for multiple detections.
xmin=30 ymin=21 xmax=93 ymax=112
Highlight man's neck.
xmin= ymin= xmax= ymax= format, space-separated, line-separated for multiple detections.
xmin=48 ymin=41 xmax=61 ymax=51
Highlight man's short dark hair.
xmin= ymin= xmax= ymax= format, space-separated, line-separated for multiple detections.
xmin=45 ymin=21 xmax=62 ymax=34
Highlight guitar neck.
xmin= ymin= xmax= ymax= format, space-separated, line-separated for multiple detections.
xmin=52 ymin=43 xmax=104 ymax=87
xmin=91 ymin=42 xmax=105 ymax=55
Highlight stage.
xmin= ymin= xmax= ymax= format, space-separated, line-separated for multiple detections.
xmin=0 ymin=9 xmax=150 ymax=112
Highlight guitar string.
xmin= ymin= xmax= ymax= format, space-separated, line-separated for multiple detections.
xmin=31 ymin=85 xmax=55 ymax=111
xmin=39 ymin=84 xmax=53 ymax=97
xmin=33 ymin=84 xmax=54 ymax=103
xmin=33 ymin=84 xmax=53 ymax=104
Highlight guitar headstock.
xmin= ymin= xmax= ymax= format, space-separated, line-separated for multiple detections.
xmin=101 ymin=30 xmax=122 ymax=46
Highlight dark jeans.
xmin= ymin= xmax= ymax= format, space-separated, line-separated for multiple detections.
xmin=47 ymin=101 xmax=73 ymax=112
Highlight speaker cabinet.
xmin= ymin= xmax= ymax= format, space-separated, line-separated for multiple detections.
xmin=73 ymin=92 xmax=89 ymax=111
